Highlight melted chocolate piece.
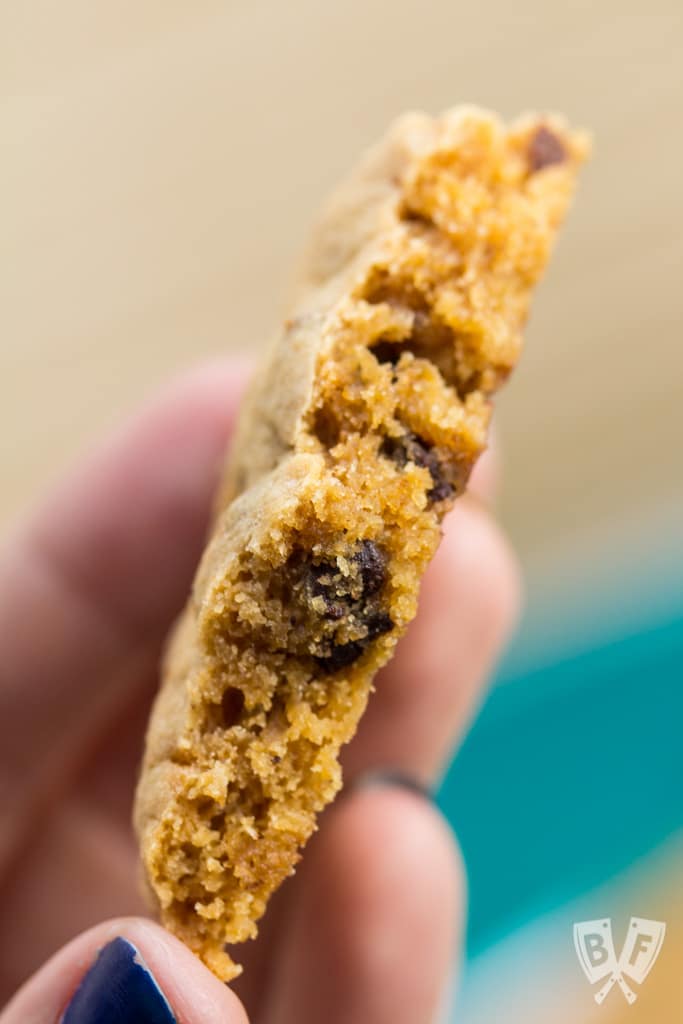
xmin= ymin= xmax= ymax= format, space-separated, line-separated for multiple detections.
xmin=315 ymin=610 xmax=394 ymax=673
xmin=315 ymin=640 xmax=366 ymax=673
xmin=355 ymin=540 xmax=387 ymax=596
xmin=364 ymin=610 xmax=394 ymax=638
xmin=528 ymin=126 xmax=566 ymax=172
xmin=381 ymin=431 xmax=454 ymax=503
xmin=305 ymin=541 xmax=387 ymax=612
xmin=305 ymin=563 xmax=347 ymax=620
xmin=295 ymin=541 xmax=393 ymax=672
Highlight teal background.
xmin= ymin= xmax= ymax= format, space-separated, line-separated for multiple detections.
xmin=437 ymin=597 xmax=683 ymax=956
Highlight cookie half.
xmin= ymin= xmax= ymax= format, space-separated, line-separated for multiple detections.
xmin=134 ymin=107 xmax=588 ymax=980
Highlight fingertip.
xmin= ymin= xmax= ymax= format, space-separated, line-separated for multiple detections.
xmin=440 ymin=497 xmax=523 ymax=651
xmin=2 ymin=917 xmax=248 ymax=1024
xmin=137 ymin=358 xmax=253 ymax=440
xmin=265 ymin=784 xmax=463 ymax=1024
xmin=467 ymin=449 xmax=496 ymax=504
xmin=325 ymin=783 xmax=465 ymax=946
xmin=20 ymin=358 xmax=254 ymax=643
xmin=109 ymin=919 xmax=250 ymax=1024
xmin=467 ymin=427 xmax=499 ymax=504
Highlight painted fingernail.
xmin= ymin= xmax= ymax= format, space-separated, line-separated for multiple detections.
xmin=352 ymin=769 xmax=434 ymax=801
xmin=61 ymin=937 xmax=176 ymax=1024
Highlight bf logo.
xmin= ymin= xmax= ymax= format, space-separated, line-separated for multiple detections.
xmin=573 ymin=917 xmax=666 ymax=1004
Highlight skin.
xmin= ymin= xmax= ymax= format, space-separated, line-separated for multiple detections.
xmin=0 ymin=361 xmax=519 ymax=1024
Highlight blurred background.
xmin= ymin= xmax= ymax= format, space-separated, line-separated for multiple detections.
xmin=3 ymin=3 xmax=682 ymax=1020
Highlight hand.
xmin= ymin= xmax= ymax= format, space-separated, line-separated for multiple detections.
xmin=0 ymin=361 xmax=519 ymax=1024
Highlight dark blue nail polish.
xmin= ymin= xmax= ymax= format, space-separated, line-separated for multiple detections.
xmin=61 ymin=937 xmax=176 ymax=1024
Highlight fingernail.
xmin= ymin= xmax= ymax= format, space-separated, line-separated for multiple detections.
xmin=61 ymin=937 xmax=176 ymax=1024
xmin=351 ymin=768 xmax=434 ymax=801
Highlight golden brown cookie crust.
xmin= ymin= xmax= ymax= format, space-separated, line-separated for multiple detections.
xmin=134 ymin=106 xmax=588 ymax=980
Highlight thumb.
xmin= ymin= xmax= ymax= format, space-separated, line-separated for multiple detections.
xmin=0 ymin=918 xmax=249 ymax=1024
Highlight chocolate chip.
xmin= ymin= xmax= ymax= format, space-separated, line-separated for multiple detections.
xmin=315 ymin=640 xmax=366 ymax=673
xmin=305 ymin=563 xmax=346 ymax=619
xmin=291 ymin=542 xmax=393 ymax=672
xmin=355 ymin=540 xmax=387 ymax=596
xmin=380 ymin=434 xmax=407 ymax=468
xmin=306 ymin=541 xmax=387 ymax=614
xmin=528 ymin=126 xmax=566 ymax=172
xmin=381 ymin=432 xmax=454 ymax=503
xmin=315 ymin=611 xmax=394 ymax=673
xmin=364 ymin=611 xmax=394 ymax=639
xmin=427 ymin=479 xmax=454 ymax=503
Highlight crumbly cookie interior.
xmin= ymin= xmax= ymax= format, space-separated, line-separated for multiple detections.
xmin=136 ymin=111 xmax=587 ymax=980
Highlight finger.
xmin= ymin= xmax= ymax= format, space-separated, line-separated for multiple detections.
xmin=0 ymin=361 xmax=250 ymax=871
xmin=4 ymin=356 xmax=249 ymax=665
xmin=259 ymin=781 xmax=462 ymax=1024
xmin=342 ymin=495 xmax=521 ymax=784
xmin=0 ymin=791 xmax=148 ymax=1000
xmin=467 ymin=430 xmax=498 ymax=504
xmin=0 ymin=917 xmax=248 ymax=1024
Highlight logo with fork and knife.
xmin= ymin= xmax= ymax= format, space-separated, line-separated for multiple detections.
xmin=573 ymin=917 xmax=665 ymax=1005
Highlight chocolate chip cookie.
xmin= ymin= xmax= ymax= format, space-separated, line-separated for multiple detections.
xmin=133 ymin=106 xmax=588 ymax=980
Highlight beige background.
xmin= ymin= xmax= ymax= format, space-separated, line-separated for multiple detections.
xmin=3 ymin=2 xmax=682 ymax=618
